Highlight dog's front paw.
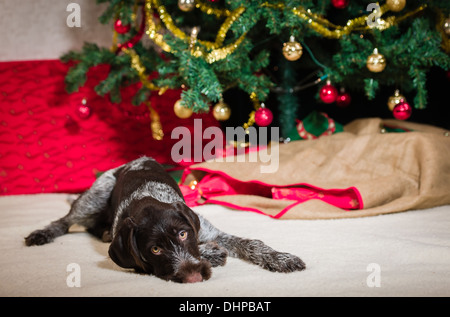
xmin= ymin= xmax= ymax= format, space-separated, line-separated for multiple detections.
xmin=24 ymin=229 xmax=54 ymax=246
xmin=261 ymin=252 xmax=306 ymax=273
xmin=199 ymin=242 xmax=228 ymax=267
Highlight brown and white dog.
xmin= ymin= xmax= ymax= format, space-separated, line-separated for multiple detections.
xmin=25 ymin=157 xmax=305 ymax=283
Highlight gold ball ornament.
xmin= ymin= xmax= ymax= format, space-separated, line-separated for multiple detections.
xmin=443 ymin=18 xmax=450 ymax=36
xmin=386 ymin=0 xmax=406 ymax=12
xmin=173 ymin=99 xmax=193 ymax=119
xmin=282 ymin=36 xmax=303 ymax=61
xmin=387 ymin=89 xmax=406 ymax=111
xmin=178 ymin=0 xmax=196 ymax=12
xmin=212 ymin=101 xmax=231 ymax=121
xmin=366 ymin=48 xmax=386 ymax=73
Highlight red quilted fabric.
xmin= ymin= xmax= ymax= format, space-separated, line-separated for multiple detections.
xmin=0 ymin=60 xmax=220 ymax=195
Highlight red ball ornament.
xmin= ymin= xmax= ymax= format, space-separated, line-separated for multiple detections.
xmin=77 ymin=105 xmax=91 ymax=119
xmin=77 ymin=99 xmax=92 ymax=119
xmin=393 ymin=100 xmax=412 ymax=120
xmin=255 ymin=105 xmax=273 ymax=127
xmin=331 ymin=0 xmax=350 ymax=9
xmin=319 ymin=81 xmax=338 ymax=104
xmin=336 ymin=90 xmax=351 ymax=107
xmin=115 ymin=8 xmax=146 ymax=52
xmin=114 ymin=19 xmax=131 ymax=34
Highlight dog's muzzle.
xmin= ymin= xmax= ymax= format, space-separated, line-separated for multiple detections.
xmin=170 ymin=246 xmax=212 ymax=283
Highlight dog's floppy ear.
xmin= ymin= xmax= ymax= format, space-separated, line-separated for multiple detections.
xmin=173 ymin=201 xmax=200 ymax=236
xmin=108 ymin=217 xmax=145 ymax=270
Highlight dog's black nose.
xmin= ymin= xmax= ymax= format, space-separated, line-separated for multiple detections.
xmin=183 ymin=272 xmax=203 ymax=283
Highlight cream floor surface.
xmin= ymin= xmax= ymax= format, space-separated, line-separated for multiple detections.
xmin=0 ymin=194 xmax=449 ymax=297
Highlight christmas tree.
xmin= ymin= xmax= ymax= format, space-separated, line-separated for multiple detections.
xmin=62 ymin=0 xmax=450 ymax=138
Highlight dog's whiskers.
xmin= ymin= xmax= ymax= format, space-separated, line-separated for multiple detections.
xmin=170 ymin=243 xmax=199 ymax=274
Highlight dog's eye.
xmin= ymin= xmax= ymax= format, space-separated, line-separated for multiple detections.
xmin=179 ymin=230 xmax=188 ymax=241
xmin=151 ymin=246 xmax=161 ymax=255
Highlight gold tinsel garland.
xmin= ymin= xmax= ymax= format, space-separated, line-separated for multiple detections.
xmin=123 ymin=48 xmax=166 ymax=140
xmin=196 ymin=0 xmax=230 ymax=18
xmin=143 ymin=1 xmax=429 ymax=60
xmin=146 ymin=101 xmax=164 ymax=140
xmin=242 ymin=92 xmax=262 ymax=130
xmin=145 ymin=0 xmax=246 ymax=61
xmin=437 ymin=10 xmax=450 ymax=53
xmin=118 ymin=0 xmax=435 ymax=78
xmin=123 ymin=48 xmax=160 ymax=91
xmin=115 ymin=0 xmax=438 ymax=135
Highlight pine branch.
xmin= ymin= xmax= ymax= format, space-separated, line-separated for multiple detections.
xmin=61 ymin=0 xmax=450 ymax=122
xmin=409 ymin=66 xmax=428 ymax=109
xmin=97 ymin=0 xmax=136 ymax=24
xmin=62 ymin=43 xmax=117 ymax=93
xmin=179 ymin=52 xmax=223 ymax=106
xmin=364 ymin=78 xmax=379 ymax=100
xmin=180 ymin=88 xmax=210 ymax=112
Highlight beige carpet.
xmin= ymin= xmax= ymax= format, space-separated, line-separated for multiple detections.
xmin=1 ymin=193 xmax=449 ymax=297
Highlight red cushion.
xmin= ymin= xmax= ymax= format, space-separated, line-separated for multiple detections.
xmin=0 ymin=60 xmax=219 ymax=195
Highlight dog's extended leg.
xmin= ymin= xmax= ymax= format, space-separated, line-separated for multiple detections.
xmin=198 ymin=214 xmax=305 ymax=273
xmin=199 ymin=242 xmax=228 ymax=267
xmin=24 ymin=168 xmax=118 ymax=246
xmin=215 ymin=233 xmax=306 ymax=273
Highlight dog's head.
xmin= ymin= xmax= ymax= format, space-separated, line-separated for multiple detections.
xmin=108 ymin=201 xmax=211 ymax=283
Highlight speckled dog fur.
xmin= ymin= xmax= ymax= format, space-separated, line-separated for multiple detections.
xmin=25 ymin=157 xmax=305 ymax=282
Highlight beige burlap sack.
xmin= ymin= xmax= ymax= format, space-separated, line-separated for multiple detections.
xmin=182 ymin=118 xmax=450 ymax=219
